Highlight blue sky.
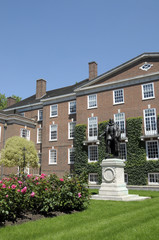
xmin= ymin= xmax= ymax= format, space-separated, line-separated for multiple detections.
xmin=0 ymin=0 xmax=159 ymax=99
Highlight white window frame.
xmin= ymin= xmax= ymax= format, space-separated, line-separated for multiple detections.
xmin=87 ymin=94 xmax=97 ymax=109
xmin=88 ymin=117 xmax=98 ymax=141
xmin=38 ymin=109 xmax=43 ymax=121
xmin=148 ymin=173 xmax=159 ymax=185
xmin=142 ymin=83 xmax=155 ymax=100
xmin=68 ymin=122 xmax=76 ymax=139
xmin=88 ymin=173 xmax=98 ymax=184
xmin=88 ymin=145 xmax=98 ymax=162
xmin=120 ymin=143 xmax=127 ymax=161
xmin=68 ymin=148 xmax=75 ymax=164
xmin=69 ymin=101 xmax=76 ymax=114
xmin=49 ymin=124 xmax=58 ymax=141
xmin=49 ymin=149 xmax=57 ymax=165
xmin=37 ymin=128 xmax=42 ymax=143
xmin=113 ymin=89 xmax=124 ymax=105
xmin=114 ymin=113 xmax=126 ymax=138
xmin=144 ymin=108 xmax=157 ymax=136
xmin=20 ymin=128 xmax=30 ymax=140
xmin=146 ymin=140 xmax=159 ymax=160
xmin=50 ymin=104 xmax=58 ymax=117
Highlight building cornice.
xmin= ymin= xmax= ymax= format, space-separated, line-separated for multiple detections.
xmin=75 ymin=71 xmax=159 ymax=96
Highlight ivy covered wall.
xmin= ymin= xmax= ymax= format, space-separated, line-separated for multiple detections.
xmin=74 ymin=118 xmax=159 ymax=185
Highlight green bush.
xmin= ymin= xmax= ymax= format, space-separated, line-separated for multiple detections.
xmin=0 ymin=173 xmax=90 ymax=223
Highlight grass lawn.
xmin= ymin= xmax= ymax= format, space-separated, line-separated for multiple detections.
xmin=1 ymin=190 xmax=159 ymax=240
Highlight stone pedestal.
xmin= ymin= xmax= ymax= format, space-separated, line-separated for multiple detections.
xmin=91 ymin=159 xmax=150 ymax=201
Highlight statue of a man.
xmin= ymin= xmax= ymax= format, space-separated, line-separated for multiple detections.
xmin=100 ymin=119 xmax=121 ymax=158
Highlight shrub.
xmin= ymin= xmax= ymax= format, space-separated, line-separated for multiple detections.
xmin=0 ymin=173 xmax=90 ymax=223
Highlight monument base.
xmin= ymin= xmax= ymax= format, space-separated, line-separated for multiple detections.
xmin=91 ymin=158 xmax=150 ymax=202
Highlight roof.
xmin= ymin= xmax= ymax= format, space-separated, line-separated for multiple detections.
xmin=4 ymin=78 xmax=89 ymax=111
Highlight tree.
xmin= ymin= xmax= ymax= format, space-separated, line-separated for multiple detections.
xmin=0 ymin=94 xmax=21 ymax=110
xmin=0 ymin=136 xmax=39 ymax=171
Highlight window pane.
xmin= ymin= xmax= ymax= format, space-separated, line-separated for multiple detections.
xmin=69 ymin=148 xmax=75 ymax=164
xmin=120 ymin=143 xmax=127 ymax=160
xmin=143 ymin=83 xmax=154 ymax=99
xmin=88 ymin=95 xmax=97 ymax=108
xmin=88 ymin=117 xmax=98 ymax=140
xmin=50 ymin=105 xmax=58 ymax=117
xmin=69 ymin=122 xmax=76 ymax=138
xmin=49 ymin=149 xmax=57 ymax=164
xmin=147 ymin=141 xmax=159 ymax=159
xmin=114 ymin=89 xmax=124 ymax=104
xmin=69 ymin=101 xmax=76 ymax=114
xmin=89 ymin=146 xmax=98 ymax=162
xmin=50 ymin=125 xmax=57 ymax=140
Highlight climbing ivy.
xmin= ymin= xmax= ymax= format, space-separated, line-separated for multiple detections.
xmin=74 ymin=117 xmax=159 ymax=185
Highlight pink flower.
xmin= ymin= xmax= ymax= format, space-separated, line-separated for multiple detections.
xmin=41 ymin=173 xmax=46 ymax=177
xmin=40 ymin=175 xmax=45 ymax=179
xmin=0 ymin=180 xmax=3 ymax=184
xmin=30 ymin=192 xmax=35 ymax=197
xmin=11 ymin=184 xmax=17 ymax=189
xmin=8 ymin=186 xmax=10 ymax=189
xmin=6 ymin=194 xmax=9 ymax=198
xmin=18 ymin=181 xmax=23 ymax=184
xmin=17 ymin=189 xmax=20 ymax=192
xmin=45 ymin=188 xmax=48 ymax=191
xmin=21 ymin=186 xmax=27 ymax=194
xmin=27 ymin=174 xmax=32 ymax=178
xmin=60 ymin=178 xmax=64 ymax=182
xmin=34 ymin=177 xmax=39 ymax=181
xmin=78 ymin=193 xmax=81 ymax=198
xmin=36 ymin=182 xmax=39 ymax=185
xmin=2 ymin=184 xmax=6 ymax=188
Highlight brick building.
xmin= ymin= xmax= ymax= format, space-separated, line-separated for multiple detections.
xmin=1 ymin=52 xmax=159 ymax=185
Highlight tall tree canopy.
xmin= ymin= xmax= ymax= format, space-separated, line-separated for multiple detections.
xmin=0 ymin=93 xmax=21 ymax=110
xmin=0 ymin=136 xmax=39 ymax=169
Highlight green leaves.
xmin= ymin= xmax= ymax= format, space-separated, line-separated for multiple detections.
xmin=0 ymin=136 xmax=39 ymax=169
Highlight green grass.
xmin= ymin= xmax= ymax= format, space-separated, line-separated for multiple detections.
xmin=1 ymin=190 xmax=159 ymax=240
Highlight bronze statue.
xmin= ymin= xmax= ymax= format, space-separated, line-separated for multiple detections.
xmin=99 ymin=119 xmax=121 ymax=158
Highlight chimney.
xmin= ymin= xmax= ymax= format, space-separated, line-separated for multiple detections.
xmin=7 ymin=97 xmax=17 ymax=107
xmin=89 ymin=61 xmax=98 ymax=80
xmin=36 ymin=79 xmax=46 ymax=99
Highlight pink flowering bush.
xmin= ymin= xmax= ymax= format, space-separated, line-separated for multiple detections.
xmin=0 ymin=173 xmax=90 ymax=223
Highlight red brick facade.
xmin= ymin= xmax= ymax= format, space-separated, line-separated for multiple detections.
xmin=1 ymin=53 xmax=159 ymax=183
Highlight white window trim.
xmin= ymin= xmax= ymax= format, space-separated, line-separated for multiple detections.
xmin=20 ymin=128 xmax=30 ymax=141
xmin=87 ymin=94 xmax=97 ymax=109
xmin=37 ymin=128 xmax=42 ymax=144
xmin=49 ymin=149 xmax=57 ymax=165
xmin=68 ymin=147 xmax=75 ymax=164
xmin=49 ymin=124 xmax=58 ymax=141
xmin=146 ymin=140 xmax=159 ymax=160
xmin=88 ymin=173 xmax=98 ymax=184
xmin=143 ymin=108 xmax=157 ymax=136
xmin=142 ymin=82 xmax=155 ymax=100
xmin=148 ymin=173 xmax=159 ymax=185
xmin=50 ymin=104 xmax=58 ymax=118
xmin=38 ymin=109 xmax=43 ymax=121
xmin=113 ymin=89 xmax=124 ymax=105
xmin=68 ymin=101 xmax=76 ymax=114
xmin=88 ymin=145 xmax=98 ymax=163
xmin=68 ymin=121 xmax=76 ymax=139
xmin=88 ymin=116 xmax=98 ymax=141
xmin=114 ymin=112 xmax=126 ymax=138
